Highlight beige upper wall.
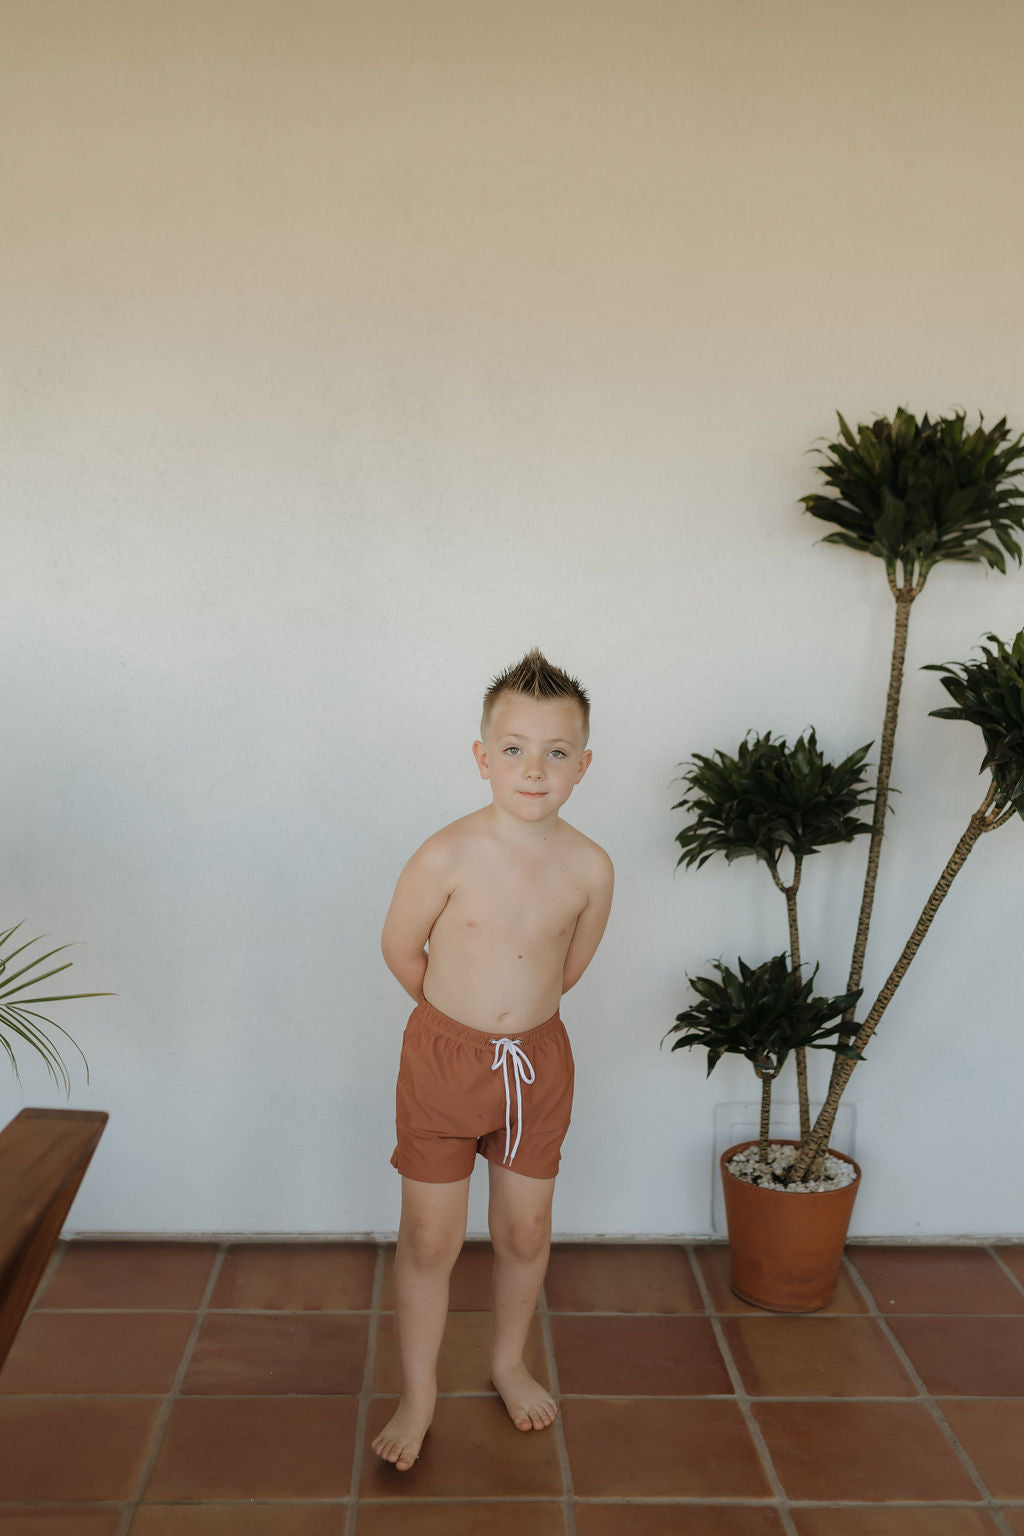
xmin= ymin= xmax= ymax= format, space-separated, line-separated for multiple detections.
xmin=2 ymin=1 xmax=1022 ymax=1235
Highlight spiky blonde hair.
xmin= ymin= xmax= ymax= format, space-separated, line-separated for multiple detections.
xmin=481 ymin=648 xmax=590 ymax=740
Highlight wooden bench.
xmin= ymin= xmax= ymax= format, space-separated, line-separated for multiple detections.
xmin=0 ymin=1107 xmax=108 ymax=1368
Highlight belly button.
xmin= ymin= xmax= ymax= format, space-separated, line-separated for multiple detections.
xmin=498 ymin=1012 xmax=511 ymax=1026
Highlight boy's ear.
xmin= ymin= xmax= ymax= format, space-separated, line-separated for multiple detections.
xmin=574 ymin=748 xmax=593 ymax=785
xmin=472 ymin=740 xmax=490 ymax=779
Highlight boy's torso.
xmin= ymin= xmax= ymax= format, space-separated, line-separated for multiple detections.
xmin=422 ymin=810 xmax=598 ymax=1034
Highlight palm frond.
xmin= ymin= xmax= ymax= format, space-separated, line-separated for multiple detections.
xmin=801 ymin=410 xmax=1024 ymax=585
xmin=0 ymin=926 xmax=109 ymax=1093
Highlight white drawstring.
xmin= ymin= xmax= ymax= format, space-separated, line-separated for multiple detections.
xmin=489 ymin=1037 xmax=536 ymax=1166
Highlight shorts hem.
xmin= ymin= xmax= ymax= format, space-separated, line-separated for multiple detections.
xmin=391 ymin=1145 xmax=562 ymax=1183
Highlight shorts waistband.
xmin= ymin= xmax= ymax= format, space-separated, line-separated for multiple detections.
xmin=412 ymin=994 xmax=563 ymax=1049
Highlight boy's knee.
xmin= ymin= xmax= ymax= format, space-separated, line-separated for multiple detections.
xmin=401 ymin=1218 xmax=463 ymax=1272
xmin=493 ymin=1211 xmax=550 ymax=1264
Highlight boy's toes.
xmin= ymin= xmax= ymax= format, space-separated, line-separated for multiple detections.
xmin=372 ymin=1432 xmax=420 ymax=1470
xmin=492 ymin=1365 xmax=559 ymax=1433
xmin=371 ymin=1405 xmax=431 ymax=1471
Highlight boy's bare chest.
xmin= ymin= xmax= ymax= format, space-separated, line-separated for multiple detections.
xmin=437 ymin=859 xmax=587 ymax=946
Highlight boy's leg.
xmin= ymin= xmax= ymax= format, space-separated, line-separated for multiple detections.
xmin=372 ymin=1174 xmax=470 ymax=1470
xmin=486 ymin=1160 xmax=557 ymax=1432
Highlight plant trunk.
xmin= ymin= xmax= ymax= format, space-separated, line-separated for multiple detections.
xmin=828 ymin=585 xmax=918 ymax=1089
xmin=790 ymin=781 xmax=999 ymax=1183
xmin=771 ymin=854 xmax=808 ymax=1137
xmin=783 ymin=870 xmax=809 ymax=1138
xmin=758 ymin=1070 xmax=772 ymax=1161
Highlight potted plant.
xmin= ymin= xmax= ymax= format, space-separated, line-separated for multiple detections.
xmin=665 ymin=954 xmax=864 ymax=1310
xmin=668 ymin=409 xmax=1024 ymax=1310
xmin=0 ymin=923 xmax=104 ymax=1094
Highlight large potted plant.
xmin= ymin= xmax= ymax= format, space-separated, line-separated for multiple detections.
xmin=668 ymin=410 xmax=1024 ymax=1310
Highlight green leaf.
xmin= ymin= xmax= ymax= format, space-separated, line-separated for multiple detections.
xmin=0 ymin=925 xmax=110 ymax=1093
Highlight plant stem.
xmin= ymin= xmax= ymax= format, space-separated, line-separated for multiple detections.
xmin=827 ymin=582 xmax=919 ymax=1089
xmin=758 ymin=1070 xmax=772 ymax=1160
xmin=769 ymin=853 xmax=808 ymax=1133
xmin=790 ymin=779 xmax=999 ymax=1183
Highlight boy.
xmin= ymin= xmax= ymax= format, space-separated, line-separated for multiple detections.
xmin=372 ymin=649 xmax=614 ymax=1471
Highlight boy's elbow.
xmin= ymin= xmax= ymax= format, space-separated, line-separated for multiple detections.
xmin=381 ymin=932 xmax=407 ymax=975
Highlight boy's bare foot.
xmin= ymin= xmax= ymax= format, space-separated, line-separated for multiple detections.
xmin=491 ymin=1363 xmax=558 ymax=1432
xmin=371 ymin=1399 xmax=433 ymax=1471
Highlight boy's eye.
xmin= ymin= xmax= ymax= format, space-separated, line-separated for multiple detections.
xmin=549 ymin=749 xmax=566 ymax=759
xmin=504 ymin=745 xmax=521 ymax=756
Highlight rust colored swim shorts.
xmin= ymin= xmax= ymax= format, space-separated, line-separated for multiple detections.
xmin=390 ymin=995 xmax=575 ymax=1183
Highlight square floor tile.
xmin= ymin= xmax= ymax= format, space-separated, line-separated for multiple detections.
xmin=0 ymin=1398 xmax=161 ymax=1500
xmin=0 ymin=1312 xmax=194 ymax=1395
xmin=356 ymin=1504 xmax=566 ymax=1535
xmin=692 ymin=1246 xmax=867 ymax=1315
xmin=721 ymin=1316 xmax=914 ymax=1397
xmin=791 ymin=1511 xmax=1001 ymax=1535
xmin=0 ymin=1513 xmax=124 ymax=1535
xmin=379 ymin=1243 xmax=494 ymax=1311
xmin=849 ymin=1246 xmax=1024 ymax=1314
xmin=563 ymin=1398 xmax=770 ymax=1498
xmin=575 ymin=1507 xmax=786 ymax=1535
xmin=939 ymin=1399 xmax=1024 ymax=1498
xmin=373 ymin=1310 xmax=546 ymax=1394
xmin=130 ymin=1509 xmax=347 ymax=1534
xmin=889 ymin=1317 xmax=1024 ymax=1395
xmin=753 ymin=1401 xmax=980 ymax=1501
xmin=183 ymin=1313 xmax=368 ymax=1394
xmin=210 ymin=1243 xmax=376 ymax=1310
xmin=544 ymin=1243 xmax=704 ymax=1313
xmin=145 ymin=1397 xmax=356 ymax=1500
xmin=39 ymin=1243 xmax=217 ymax=1310
xmin=360 ymin=1396 xmax=562 ymax=1498
xmin=552 ymin=1315 xmax=732 ymax=1395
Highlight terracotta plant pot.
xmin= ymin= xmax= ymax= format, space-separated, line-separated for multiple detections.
xmin=720 ymin=1138 xmax=861 ymax=1313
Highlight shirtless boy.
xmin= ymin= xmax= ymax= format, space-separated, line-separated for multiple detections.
xmin=372 ymin=649 xmax=614 ymax=1471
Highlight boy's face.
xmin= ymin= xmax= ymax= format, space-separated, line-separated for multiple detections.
xmin=473 ymin=693 xmax=592 ymax=823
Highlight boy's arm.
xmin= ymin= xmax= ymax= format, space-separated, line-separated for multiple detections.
xmin=381 ymin=837 xmax=455 ymax=1001
xmin=561 ymin=850 xmax=614 ymax=994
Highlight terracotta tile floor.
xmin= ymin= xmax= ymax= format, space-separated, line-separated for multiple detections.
xmin=1 ymin=1240 xmax=1024 ymax=1534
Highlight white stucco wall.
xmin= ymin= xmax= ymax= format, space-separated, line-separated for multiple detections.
xmin=2 ymin=0 xmax=1022 ymax=1238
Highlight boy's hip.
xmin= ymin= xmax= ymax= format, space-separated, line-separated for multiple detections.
xmin=408 ymin=994 xmax=568 ymax=1051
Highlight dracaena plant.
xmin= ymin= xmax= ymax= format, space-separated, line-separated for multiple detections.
xmin=673 ymin=732 xmax=873 ymax=1138
xmin=789 ymin=629 xmax=1024 ymax=1180
xmin=0 ymin=923 xmax=106 ymax=1095
xmin=803 ymin=411 xmax=1024 ymax=1071
xmin=664 ymin=955 xmax=861 ymax=1162
xmin=672 ymin=409 xmax=1024 ymax=1187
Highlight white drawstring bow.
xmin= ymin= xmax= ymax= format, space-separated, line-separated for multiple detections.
xmin=489 ymin=1037 xmax=536 ymax=1166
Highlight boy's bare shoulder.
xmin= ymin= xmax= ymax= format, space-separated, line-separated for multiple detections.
xmin=409 ymin=809 xmax=490 ymax=865
xmin=559 ymin=819 xmax=614 ymax=881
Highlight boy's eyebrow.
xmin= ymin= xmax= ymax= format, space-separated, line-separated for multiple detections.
xmin=498 ymin=733 xmax=576 ymax=747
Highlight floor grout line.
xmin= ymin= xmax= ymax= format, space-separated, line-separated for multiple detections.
xmin=989 ymin=1241 xmax=1024 ymax=1303
xmin=114 ymin=1241 xmax=228 ymax=1536
xmin=343 ymin=1242 xmax=385 ymax=1536
xmin=537 ymin=1277 xmax=576 ymax=1536
xmin=686 ymin=1243 xmax=799 ymax=1536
